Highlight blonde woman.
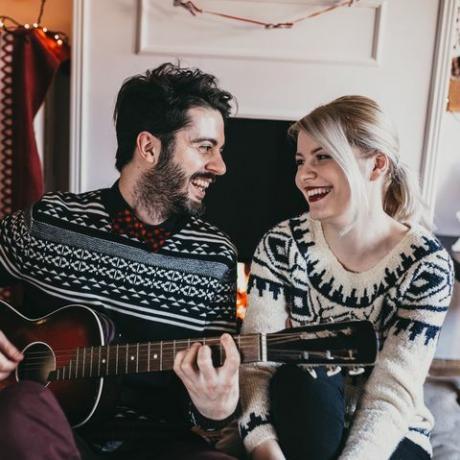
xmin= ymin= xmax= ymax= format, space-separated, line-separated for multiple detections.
xmin=238 ymin=96 xmax=454 ymax=460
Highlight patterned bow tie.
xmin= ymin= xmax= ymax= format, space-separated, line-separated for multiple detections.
xmin=111 ymin=209 xmax=171 ymax=252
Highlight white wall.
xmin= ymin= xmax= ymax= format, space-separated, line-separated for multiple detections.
xmin=434 ymin=7 xmax=460 ymax=237
xmin=434 ymin=113 xmax=460 ymax=236
xmin=72 ymin=0 xmax=451 ymax=210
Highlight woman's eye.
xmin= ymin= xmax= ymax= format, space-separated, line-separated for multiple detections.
xmin=295 ymin=159 xmax=304 ymax=167
xmin=316 ymin=154 xmax=331 ymax=161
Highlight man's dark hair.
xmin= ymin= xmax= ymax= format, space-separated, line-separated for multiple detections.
xmin=113 ymin=63 xmax=234 ymax=171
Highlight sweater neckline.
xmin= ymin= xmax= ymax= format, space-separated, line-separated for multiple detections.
xmin=309 ymin=217 xmax=416 ymax=281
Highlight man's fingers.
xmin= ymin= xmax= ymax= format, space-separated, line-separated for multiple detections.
xmin=0 ymin=352 xmax=19 ymax=376
xmin=196 ymin=344 xmax=217 ymax=383
xmin=0 ymin=330 xmax=23 ymax=362
xmin=219 ymin=333 xmax=240 ymax=376
xmin=173 ymin=341 xmax=201 ymax=385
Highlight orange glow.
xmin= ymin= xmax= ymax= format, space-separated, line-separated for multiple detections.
xmin=236 ymin=262 xmax=250 ymax=320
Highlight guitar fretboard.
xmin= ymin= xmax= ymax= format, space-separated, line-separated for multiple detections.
xmin=48 ymin=336 xmax=261 ymax=381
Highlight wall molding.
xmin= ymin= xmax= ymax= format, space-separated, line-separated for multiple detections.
xmin=69 ymin=0 xmax=86 ymax=193
xmin=136 ymin=0 xmax=385 ymax=66
xmin=420 ymin=0 xmax=458 ymax=223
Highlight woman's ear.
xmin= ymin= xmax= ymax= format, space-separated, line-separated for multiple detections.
xmin=369 ymin=153 xmax=389 ymax=181
xmin=135 ymin=131 xmax=162 ymax=165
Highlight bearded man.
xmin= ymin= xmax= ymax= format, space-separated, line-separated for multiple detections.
xmin=0 ymin=63 xmax=240 ymax=460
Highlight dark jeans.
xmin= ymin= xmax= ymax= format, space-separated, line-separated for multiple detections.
xmin=269 ymin=365 xmax=431 ymax=460
xmin=0 ymin=381 xmax=237 ymax=460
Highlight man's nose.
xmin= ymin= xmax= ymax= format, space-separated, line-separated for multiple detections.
xmin=207 ymin=150 xmax=226 ymax=176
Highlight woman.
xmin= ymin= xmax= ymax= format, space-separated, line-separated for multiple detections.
xmin=238 ymin=96 xmax=454 ymax=460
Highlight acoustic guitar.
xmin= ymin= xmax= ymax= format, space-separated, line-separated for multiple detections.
xmin=0 ymin=300 xmax=378 ymax=427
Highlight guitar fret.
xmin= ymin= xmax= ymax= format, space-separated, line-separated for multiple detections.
xmin=106 ymin=345 xmax=110 ymax=376
xmin=125 ymin=344 xmax=129 ymax=374
xmin=160 ymin=341 xmax=163 ymax=371
xmin=147 ymin=342 xmax=151 ymax=372
xmin=136 ymin=343 xmax=139 ymax=373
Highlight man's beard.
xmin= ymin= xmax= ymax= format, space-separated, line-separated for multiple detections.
xmin=134 ymin=155 xmax=208 ymax=223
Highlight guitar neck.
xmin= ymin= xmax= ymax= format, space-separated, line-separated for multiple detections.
xmin=49 ymin=335 xmax=261 ymax=381
xmin=46 ymin=320 xmax=376 ymax=382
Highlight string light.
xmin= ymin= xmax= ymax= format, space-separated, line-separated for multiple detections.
xmin=0 ymin=1 xmax=68 ymax=47
xmin=174 ymin=0 xmax=361 ymax=29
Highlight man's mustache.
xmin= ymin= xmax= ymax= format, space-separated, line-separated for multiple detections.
xmin=189 ymin=172 xmax=217 ymax=183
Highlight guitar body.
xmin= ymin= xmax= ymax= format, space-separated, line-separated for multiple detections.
xmin=0 ymin=300 xmax=108 ymax=427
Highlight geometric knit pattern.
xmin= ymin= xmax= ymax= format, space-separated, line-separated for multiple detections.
xmin=238 ymin=213 xmax=454 ymax=459
xmin=0 ymin=187 xmax=237 ymax=340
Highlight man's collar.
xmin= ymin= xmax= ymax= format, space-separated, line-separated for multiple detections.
xmin=103 ymin=180 xmax=131 ymax=217
xmin=102 ymin=180 xmax=186 ymax=232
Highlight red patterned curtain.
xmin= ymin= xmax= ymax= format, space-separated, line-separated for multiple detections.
xmin=0 ymin=27 xmax=70 ymax=301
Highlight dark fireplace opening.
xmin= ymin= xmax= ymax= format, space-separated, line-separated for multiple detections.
xmin=204 ymin=117 xmax=308 ymax=263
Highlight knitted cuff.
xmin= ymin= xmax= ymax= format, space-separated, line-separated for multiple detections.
xmin=189 ymin=402 xmax=241 ymax=432
xmin=240 ymin=419 xmax=278 ymax=454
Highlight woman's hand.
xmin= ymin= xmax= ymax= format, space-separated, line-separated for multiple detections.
xmin=252 ymin=439 xmax=286 ymax=460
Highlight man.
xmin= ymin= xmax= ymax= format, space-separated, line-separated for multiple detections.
xmin=0 ymin=63 xmax=240 ymax=459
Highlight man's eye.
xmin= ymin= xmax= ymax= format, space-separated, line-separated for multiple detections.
xmin=199 ymin=144 xmax=213 ymax=152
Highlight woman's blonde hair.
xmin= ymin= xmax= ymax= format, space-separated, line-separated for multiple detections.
xmin=289 ymin=95 xmax=426 ymax=227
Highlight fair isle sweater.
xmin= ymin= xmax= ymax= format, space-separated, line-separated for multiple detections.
xmin=0 ymin=185 xmax=237 ymax=430
xmin=239 ymin=213 xmax=454 ymax=459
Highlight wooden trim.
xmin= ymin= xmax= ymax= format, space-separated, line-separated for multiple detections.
xmin=420 ymin=0 xmax=458 ymax=223
xmin=69 ymin=0 xmax=86 ymax=193
xmin=430 ymin=358 xmax=460 ymax=377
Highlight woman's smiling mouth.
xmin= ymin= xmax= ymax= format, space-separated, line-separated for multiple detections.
xmin=306 ymin=186 xmax=333 ymax=203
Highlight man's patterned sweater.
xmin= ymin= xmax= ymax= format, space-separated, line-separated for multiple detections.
xmin=239 ymin=213 xmax=453 ymax=460
xmin=0 ymin=186 xmax=237 ymax=427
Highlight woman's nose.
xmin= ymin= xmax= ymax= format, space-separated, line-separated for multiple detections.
xmin=298 ymin=164 xmax=317 ymax=181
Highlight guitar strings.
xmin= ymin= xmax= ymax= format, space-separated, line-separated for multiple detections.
xmin=18 ymin=351 xmax=361 ymax=374
xmin=16 ymin=333 xmax=357 ymax=372
xmin=18 ymin=332 xmax=342 ymax=358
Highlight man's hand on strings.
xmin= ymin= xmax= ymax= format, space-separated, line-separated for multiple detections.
xmin=174 ymin=333 xmax=240 ymax=421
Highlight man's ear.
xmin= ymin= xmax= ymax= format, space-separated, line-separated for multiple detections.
xmin=135 ymin=131 xmax=161 ymax=165
xmin=369 ymin=152 xmax=389 ymax=181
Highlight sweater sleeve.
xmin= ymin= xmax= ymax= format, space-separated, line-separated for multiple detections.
xmin=340 ymin=250 xmax=454 ymax=460
xmin=238 ymin=228 xmax=291 ymax=454
xmin=0 ymin=209 xmax=30 ymax=286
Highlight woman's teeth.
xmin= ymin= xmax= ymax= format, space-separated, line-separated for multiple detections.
xmin=307 ymin=187 xmax=332 ymax=202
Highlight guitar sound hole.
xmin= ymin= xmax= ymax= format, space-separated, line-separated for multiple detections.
xmin=17 ymin=342 xmax=55 ymax=385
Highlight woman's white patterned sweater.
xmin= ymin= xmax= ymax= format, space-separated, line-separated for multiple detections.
xmin=239 ymin=213 xmax=454 ymax=459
